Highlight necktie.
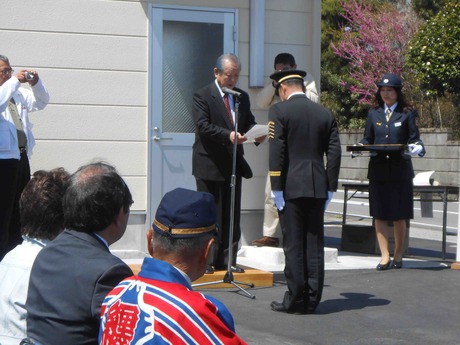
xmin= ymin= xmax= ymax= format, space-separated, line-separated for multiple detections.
xmin=386 ymin=109 xmax=392 ymax=122
xmin=223 ymin=94 xmax=233 ymax=127
xmin=9 ymin=98 xmax=27 ymax=148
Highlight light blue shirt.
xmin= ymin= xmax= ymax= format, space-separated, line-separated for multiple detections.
xmin=0 ymin=237 xmax=47 ymax=344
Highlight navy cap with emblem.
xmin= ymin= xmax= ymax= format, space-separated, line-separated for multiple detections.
xmin=270 ymin=68 xmax=307 ymax=87
xmin=152 ymin=188 xmax=217 ymax=238
xmin=376 ymin=73 xmax=403 ymax=89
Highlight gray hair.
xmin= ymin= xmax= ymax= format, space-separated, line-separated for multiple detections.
xmin=0 ymin=55 xmax=10 ymax=64
xmin=152 ymin=230 xmax=213 ymax=257
xmin=215 ymin=53 xmax=241 ymax=73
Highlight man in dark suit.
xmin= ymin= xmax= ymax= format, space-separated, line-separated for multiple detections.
xmin=268 ymin=69 xmax=341 ymax=314
xmin=26 ymin=162 xmax=134 ymax=345
xmin=192 ymin=53 xmax=264 ymax=273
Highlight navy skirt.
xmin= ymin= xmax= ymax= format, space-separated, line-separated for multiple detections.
xmin=369 ymin=179 xmax=413 ymax=221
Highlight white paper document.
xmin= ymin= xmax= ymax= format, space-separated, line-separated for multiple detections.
xmin=413 ymin=170 xmax=435 ymax=186
xmin=244 ymin=124 xmax=268 ymax=142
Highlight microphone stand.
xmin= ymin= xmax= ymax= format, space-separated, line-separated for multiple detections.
xmin=193 ymin=95 xmax=255 ymax=299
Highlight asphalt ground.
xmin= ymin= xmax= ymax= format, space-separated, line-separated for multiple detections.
xmin=204 ymin=219 xmax=460 ymax=345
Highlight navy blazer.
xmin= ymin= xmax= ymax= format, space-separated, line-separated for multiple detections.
xmin=26 ymin=229 xmax=133 ymax=345
xmin=360 ymin=106 xmax=425 ymax=181
xmin=192 ymin=82 xmax=257 ymax=181
xmin=269 ymin=94 xmax=341 ymax=200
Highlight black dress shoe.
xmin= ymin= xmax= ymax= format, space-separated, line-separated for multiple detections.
xmin=376 ymin=260 xmax=393 ymax=271
xmin=205 ymin=266 xmax=214 ymax=274
xmin=230 ymin=265 xmax=245 ymax=273
xmin=270 ymin=301 xmax=307 ymax=315
xmin=392 ymin=259 xmax=403 ymax=269
xmin=215 ymin=265 xmax=245 ymax=273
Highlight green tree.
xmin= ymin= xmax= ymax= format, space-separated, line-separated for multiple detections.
xmin=412 ymin=0 xmax=450 ymax=20
xmin=405 ymin=2 xmax=460 ymax=132
xmin=406 ymin=2 xmax=460 ymax=97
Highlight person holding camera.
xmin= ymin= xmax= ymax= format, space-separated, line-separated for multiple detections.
xmin=0 ymin=54 xmax=49 ymax=261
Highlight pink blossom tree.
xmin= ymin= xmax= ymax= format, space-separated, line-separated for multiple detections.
xmin=331 ymin=0 xmax=422 ymax=104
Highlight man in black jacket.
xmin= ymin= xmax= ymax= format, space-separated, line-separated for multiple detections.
xmin=268 ymin=69 xmax=341 ymax=314
xmin=192 ymin=53 xmax=264 ymax=273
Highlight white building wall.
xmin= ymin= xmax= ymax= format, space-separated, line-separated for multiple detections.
xmin=0 ymin=0 xmax=318 ymax=253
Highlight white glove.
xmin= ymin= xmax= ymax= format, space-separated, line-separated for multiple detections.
xmin=325 ymin=191 xmax=334 ymax=210
xmin=407 ymin=143 xmax=423 ymax=156
xmin=351 ymin=143 xmax=363 ymax=158
xmin=272 ymin=190 xmax=285 ymax=211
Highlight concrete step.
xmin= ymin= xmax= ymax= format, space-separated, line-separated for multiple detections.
xmin=236 ymin=246 xmax=338 ymax=272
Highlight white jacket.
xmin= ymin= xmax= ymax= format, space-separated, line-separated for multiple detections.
xmin=255 ymin=72 xmax=319 ymax=109
xmin=0 ymin=77 xmax=49 ymax=159
xmin=0 ymin=238 xmax=47 ymax=344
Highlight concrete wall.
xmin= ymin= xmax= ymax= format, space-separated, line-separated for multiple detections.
xmin=339 ymin=129 xmax=460 ymax=186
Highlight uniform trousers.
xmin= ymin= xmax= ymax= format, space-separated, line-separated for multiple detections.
xmin=279 ymin=197 xmax=326 ymax=312
xmin=196 ymin=176 xmax=242 ymax=268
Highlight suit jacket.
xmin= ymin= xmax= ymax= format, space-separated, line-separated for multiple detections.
xmin=360 ymin=106 xmax=425 ymax=181
xmin=192 ymin=82 xmax=257 ymax=181
xmin=26 ymin=229 xmax=133 ymax=345
xmin=269 ymin=94 xmax=341 ymax=200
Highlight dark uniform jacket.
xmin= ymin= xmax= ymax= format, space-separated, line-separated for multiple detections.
xmin=360 ymin=106 xmax=425 ymax=181
xmin=26 ymin=229 xmax=133 ymax=345
xmin=192 ymin=82 xmax=257 ymax=181
xmin=269 ymin=94 xmax=341 ymax=200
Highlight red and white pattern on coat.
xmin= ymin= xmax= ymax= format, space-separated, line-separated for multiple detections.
xmin=103 ymin=300 xmax=139 ymax=344
xmin=101 ymin=282 xmax=156 ymax=344
xmin=101 ymin=276 xmax=245 ymax=345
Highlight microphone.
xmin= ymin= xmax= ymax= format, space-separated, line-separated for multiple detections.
xmin=222 ymin=87 xmax=242 ymax=98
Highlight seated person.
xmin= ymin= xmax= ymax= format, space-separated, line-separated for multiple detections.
xmin=26 ymin=162 xmax=133 ymax=345
xmin=99 ymin=188 xmax=247 ymax=344
xmin=0 ymin=168 xmax=70 ymax=345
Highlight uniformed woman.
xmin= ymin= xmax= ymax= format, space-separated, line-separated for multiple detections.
xmin=359 ymin=73 xmax=425 ymax=271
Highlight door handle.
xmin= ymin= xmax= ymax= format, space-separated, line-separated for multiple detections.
xmin=153 ymin=136 xmax=173 ymax=141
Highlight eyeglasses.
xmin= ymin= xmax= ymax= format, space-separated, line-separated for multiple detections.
xmin=1 ymin=69 xmax=14 ymax=75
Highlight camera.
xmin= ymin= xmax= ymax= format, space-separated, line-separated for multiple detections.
xmin=25 ymin=71 xmax=34 ymax=81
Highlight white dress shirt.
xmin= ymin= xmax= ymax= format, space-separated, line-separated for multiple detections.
xmin=0 ymin=77 xmax=49 ymax=160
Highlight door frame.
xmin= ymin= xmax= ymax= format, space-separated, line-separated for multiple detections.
xmin=147 ymin=4 xmax=238 ymax=227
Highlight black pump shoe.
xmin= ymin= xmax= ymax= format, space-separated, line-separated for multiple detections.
xmin=376 ymin=260 xmax=393 ymax=271
xmin=392 ymin=259 xmax=403 ymax=269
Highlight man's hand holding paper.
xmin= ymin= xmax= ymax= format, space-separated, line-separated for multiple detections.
xmin=244 ymin=124 xmax=268 ymax=143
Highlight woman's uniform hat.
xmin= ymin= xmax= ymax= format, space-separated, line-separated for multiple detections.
xmin=270 ymin=68 xmax=307 ymax=87
xmin=376 ymin=73 xmax=403 ymax=89
xmin=153 ymin=188 xmax=217 ymax=238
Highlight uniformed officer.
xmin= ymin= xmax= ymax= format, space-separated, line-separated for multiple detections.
xmin=268 ymin=69 xmax=341 ymax=314
xmin=358 ymin=73 xmax=425 ymax=271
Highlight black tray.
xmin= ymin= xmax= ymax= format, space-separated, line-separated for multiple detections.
xmin=346 ymin=144 xmax=407 ymax=152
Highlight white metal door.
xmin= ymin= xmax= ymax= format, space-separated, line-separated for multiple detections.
xmin=148 ymin=5 xmax=237 ymax=224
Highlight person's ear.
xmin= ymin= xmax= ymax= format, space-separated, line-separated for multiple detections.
xmin=278 ymin=84 xmax=285 ymax=99
xmin=202 ymin=237 xmax=214 ymax=263
xmin=146 ymin=229 xmax=154 ymax=256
